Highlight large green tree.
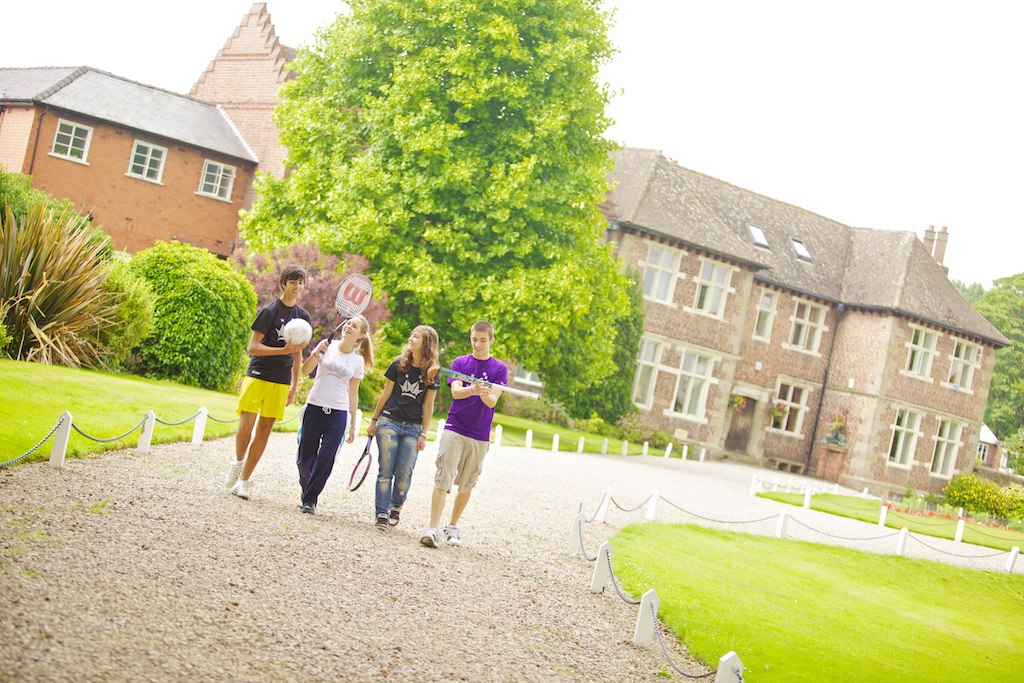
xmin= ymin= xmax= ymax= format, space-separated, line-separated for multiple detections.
xmin=242 ymin=0 xmax=630 ymax=393
xmin=975 ymin=274 xmax=1024 ymax=436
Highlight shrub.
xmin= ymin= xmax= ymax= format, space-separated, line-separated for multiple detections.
xmin=0 ymin=205 xmax=116 ymax=366
xmin=1 ymin=169 xmax=111 ymax=253
xmin=97 ymin=254 xmax=155 ymax=369
xmin=499 ymin=396 xmax=574 ymax=428
xmin=1003 ymin=484 xmax=1024 ymax=522
xmin=0 ymin=320 xmax=10 ymax=353
xmin=942 ymin=474 xmax=1009 ymax=517
xmin=130 ymin=241 xmax=257 ymax=391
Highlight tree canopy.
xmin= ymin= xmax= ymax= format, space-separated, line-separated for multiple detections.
xmin=242 ymin=0 xmax=632 ymax=393
xmin=975 ymin=274 xmax=1024 ymax=437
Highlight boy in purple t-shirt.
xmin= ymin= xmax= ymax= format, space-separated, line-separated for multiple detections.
xmin=421 ymin=321 xmax=507 ymax=548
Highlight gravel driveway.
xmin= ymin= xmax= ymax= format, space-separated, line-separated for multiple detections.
xmin=1 ymin=433 xmax=1016 ymax=682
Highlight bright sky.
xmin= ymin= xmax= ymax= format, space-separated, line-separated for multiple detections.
xmin=4 ymin=0 xmax=1022 ymax=287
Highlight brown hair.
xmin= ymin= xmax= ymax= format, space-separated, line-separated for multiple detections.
xmin=349 ymin=315 xmax=374 ymax=368
xmin=279 ymin=264 xmax=308 ymax=288
xmin=471 ymin=320 xmax=494 ymax=339
xmin=399 ymin=325 xmax=440 ymax=383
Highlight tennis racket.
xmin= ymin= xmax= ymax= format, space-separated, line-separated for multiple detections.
xmin=348 ymin=435 xmax=373 ymax=491
xmin=440 ymin=367 xmax=541 ymax=400
xmin=327 ymin=272 xmax=374 ymax=342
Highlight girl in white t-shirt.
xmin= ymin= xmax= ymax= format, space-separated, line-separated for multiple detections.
xmin=296 ymin=315 xmax=374 ymax=513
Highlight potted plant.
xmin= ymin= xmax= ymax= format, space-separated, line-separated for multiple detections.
xmin=767 ymin=402 xmax=789 ymax=423
xmin=824 ymin=412 xmax=847 ymax=448
xmin=727 ymin=394 xmax=746 ymax=415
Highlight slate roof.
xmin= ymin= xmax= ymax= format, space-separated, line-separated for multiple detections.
xmin=607 ymin=148 xmax=1009 ymax=347
xmin=0 ymin=67 xmax=257 ymax=163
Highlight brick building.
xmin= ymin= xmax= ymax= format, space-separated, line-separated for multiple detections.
xmin=0 ymin=66 xmax=257 ymax=256
xmin=605 ymin=148 xmax=1009 ymax=497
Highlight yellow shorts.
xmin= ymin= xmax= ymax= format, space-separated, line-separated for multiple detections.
xmin=236 ymin=377 xmax=289 ymax=420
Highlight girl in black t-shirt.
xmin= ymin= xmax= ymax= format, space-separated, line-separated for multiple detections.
xmin=366 ymin=325 xmax=441 ymax=528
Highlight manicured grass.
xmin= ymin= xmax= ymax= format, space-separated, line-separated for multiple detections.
xmin=0 ymin=359 xmax=301 ymax=463
xmin=759 ymin=492 xmax=1024 ymax=552
xmin=492 ymin=413 xmax=653 ymax=456
xmin=612 ymin=523 xmax=1024 ymax=682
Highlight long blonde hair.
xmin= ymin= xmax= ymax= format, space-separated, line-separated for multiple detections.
xmin=399 ymin=324 xmax=440 ymax=383
xmin=348 ymin=315 xmax=374 ymax=369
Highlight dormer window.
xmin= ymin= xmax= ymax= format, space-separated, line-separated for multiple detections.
xmin=748 ymin=224 xmax=770 ymax=250
xmin=791 ymin=238 xmax=812 ymax=262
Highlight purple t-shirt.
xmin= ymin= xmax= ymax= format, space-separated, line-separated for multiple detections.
xmin=445 ymin=354 xmax=508 ymax=442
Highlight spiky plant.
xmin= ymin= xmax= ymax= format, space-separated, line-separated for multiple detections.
xmin=0 ymin=204 xmax=116 ymax=366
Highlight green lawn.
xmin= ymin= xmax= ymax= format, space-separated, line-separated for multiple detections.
xmin=759 ymin=492 xmax=1024 ymax=552
xmin=612 ymin=523 xmax=1024 ymax=682
xmin=0 ymin=359 xmax=301 ymax=463
xmin=492 ymin=413 xmax=651 ymax=455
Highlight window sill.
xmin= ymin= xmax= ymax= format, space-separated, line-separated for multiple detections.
xmin=662 ymin=410 xmax=708 ymax=426
xmin=899 ymin=370 xmax=934 ymax=384
xmin=682 ymin=306 xmax=726 ymax=321
xmin=781 ymin=343 xmax=822 ymax=358
xmin=195 ymin=191 xmax=233 ymax=203
xmin=939 ymin=381 xmax=973 ymax=395
xmin=48 ymin=152 xmax=89 ymax=165
xmin=765 ymin=427 xmax=805 ymax=440
xmin=125 ymin=173 xmax=164 ymax=185
xmin=884 ymin=460 xmax=912 ymax=471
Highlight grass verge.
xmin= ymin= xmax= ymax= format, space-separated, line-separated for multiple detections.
xmin=612 ymin=523 xmax=1024 ymax=682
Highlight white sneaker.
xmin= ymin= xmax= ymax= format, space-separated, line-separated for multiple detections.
xmin=443 ymin=524 xmax=461 ymax=546
xmin=420 ymin=528 xmax=439 ymax=548
xmin=231 ymin=479 xmax=252 ymax=500
xmin=225 ymin=461 xmax=244 ymax=488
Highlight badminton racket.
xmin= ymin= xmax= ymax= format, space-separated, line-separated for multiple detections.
xmin=440 ymin=367 xmax=541 ymax=400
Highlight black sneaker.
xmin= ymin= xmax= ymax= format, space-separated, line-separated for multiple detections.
xmin=374 ymin=513 xmax=390 ymax=529
xmin=388 ymin=507 xmax=401 ymax=526
xmin=300 ymin=504 xmax=315 ymax=515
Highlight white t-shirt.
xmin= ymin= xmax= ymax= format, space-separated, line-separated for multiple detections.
xmin=306 ymin=344 xmax=365 ymax=411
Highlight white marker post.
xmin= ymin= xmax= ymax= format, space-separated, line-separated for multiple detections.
xmin=191 ymin=407 xmax=208 ymax=445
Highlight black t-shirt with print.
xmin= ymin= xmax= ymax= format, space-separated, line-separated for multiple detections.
xmin=381 ymin=358 xmax=441 ymax=423
xmin=245 ymin=299 xmax=311 ymax=385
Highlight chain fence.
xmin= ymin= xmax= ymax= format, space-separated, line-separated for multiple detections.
xmin=0 ymin=415 xmax=67 ymax=468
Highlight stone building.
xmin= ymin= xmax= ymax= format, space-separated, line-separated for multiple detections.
xmin=605 ymin=147 xmax=1009 ymax=496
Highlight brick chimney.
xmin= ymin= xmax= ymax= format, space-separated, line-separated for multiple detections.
xmin=922 ymin=225 xmax=936 ymax=256
xmin=933 ymin=225 xmax=949 ymax=267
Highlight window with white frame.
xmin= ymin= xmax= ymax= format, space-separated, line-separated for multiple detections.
xmin=670 ymin=350 xmax=714 ymax=418
xmin=748 ymin=224 xmax=770 ymax=249
xmin=791 ymin=238 xmax=812 ymax=262
xmin=787 ymin=300 xmax=825 ymax=353
xmin=930 ymin=419 xmax=961 ymax=477
xmin=905 ymin=326 xmax=938 ymax=379
xmin=632 ymin=338 xmax=663 ymax=407
xmin=641 ymin=244 xmax=680 ymax=304
xmin=198 ymin=160 xmax=236 ymax=200
xmin=770 ymin=382 xmax=808 ymax=433
xmin=513 ymin=366 xmax=543 ymax=387
xmin=693 ymin=259 xmax=731 ymax=317
xmin=753 ymin=289 xmax=776 ymax=341
xmin=976 ymin=442 xmax=988 ymax=463
xmin=50 ymin=120 xmax=92 ymax=162
xmin=945 ymin=339 xmax=980 ymax=391
xmin=127 ymin=141 xmax=167 ymax=182
xmin=888 ymin=408 xmax=920 ymax=467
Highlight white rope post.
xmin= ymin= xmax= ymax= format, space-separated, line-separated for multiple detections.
xmin=1007 ymin=546 xmax=1020 ymax=573
xmin=749 ymin=475 xmax=761 ymax=496
xmin=642 ymin=441 xmax=649 ymax=456
xmin=645 ymin=490 xmax=659 ymax=521
xmin=567 ymin=512 xmax=586 ymax=557
xmin=525 ymin=429 xmax=533 ymax=449
xmin=591 ymin=542 xmax=613 ymax=593
xmin=191 ymin=407 xmax=208 ymax=445
xmin=49 ymin=411 xmax=73 ymax=468
xmin=493 ymin=423 xmax=500 ymax=446
xmin=137 ymin=410 xmax=156 ymax=454
xmin=775 ymin=512 xmax=788 ymax=539
xmin=681 ymin=443 xmax=687 ymax=460
xmin=832 ymin=482 xmax=839 ymax=493
xmin=878 ymin=505 xmax=888 ymax=528
xmin=632 ymin=589 xmax=660 ymax=647
xmin=595 ymin=490 xmax=611 ymax=524
xmin=552 ymin=433 xmax=559 ymax=453
xmin=621 ymin=440 xmax=629 ymax=456
xmin=577 ymin=436 xmax=585 ymax=453
xmin=803 ymin=487 xmax=813 ymax=509
xmin=714 ymin=652 xmax=745 ymax=683
xmin=896 ymin=527 xmax=909 ymax=556
xmin=954 ymin=519 xmax=965 ymax=543
xmin=663 ymin=442 xmax=673 ymax=458
xmin=861 ymin=487 xmax=869 ymax=499
xmin=601 ymin=438 xmax=608 ymax=455
xmin=699 ymin=447 xmax=706 ymax=462
xmin=957 ymin=507 xmax=964 ymax=518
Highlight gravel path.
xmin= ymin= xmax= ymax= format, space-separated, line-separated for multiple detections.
xmin=1 ymin=433 xmax=1016 ymax=682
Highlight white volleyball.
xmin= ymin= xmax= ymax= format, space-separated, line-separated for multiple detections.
xmin=282 ymin=318 xmax=312 ymax=346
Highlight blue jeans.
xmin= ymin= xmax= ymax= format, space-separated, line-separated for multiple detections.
xmin=297 ymin=404 xmax=347 ymax=509
xmin=374 ymin=416 xmax=422 ymax=517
